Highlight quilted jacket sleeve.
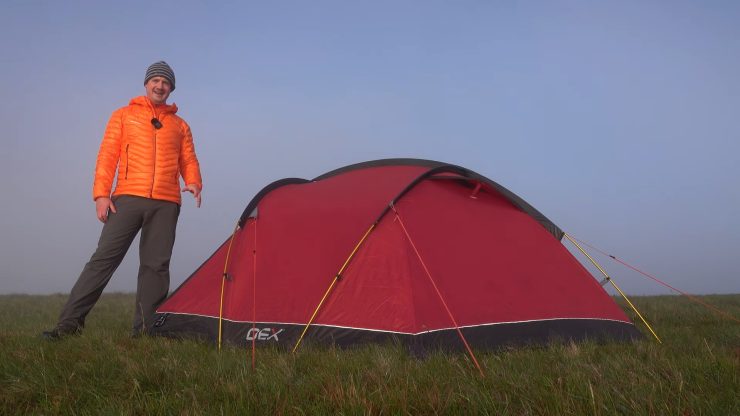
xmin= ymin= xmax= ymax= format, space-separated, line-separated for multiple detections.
xmin=179 ymin=121 xmax=202 ymax=189
xmin=92 ymin=108 xmax=124 ymax=200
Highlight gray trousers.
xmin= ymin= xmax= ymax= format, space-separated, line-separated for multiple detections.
xmin=58 ymin=195 xmax=180 ymax=334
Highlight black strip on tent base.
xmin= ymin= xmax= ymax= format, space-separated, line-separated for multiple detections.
xmin=150 ymin=313 xmax=642 ymax=352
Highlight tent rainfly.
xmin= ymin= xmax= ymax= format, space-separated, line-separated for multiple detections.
xmin=151 ymin=159 xmax=641 ymax=351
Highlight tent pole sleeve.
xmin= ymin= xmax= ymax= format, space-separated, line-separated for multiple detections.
xmin=394 ymin=207 xmax=485 ymax=377
xmin=564 ymin=233 xmax=662 ymax=343
xmin=218 ymin=221 xmax=240 ymax=351
xmin=292 ymin=223 xmax=376 ymax=353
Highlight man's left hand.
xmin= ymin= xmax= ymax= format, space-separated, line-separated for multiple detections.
xmin=182 ymin=184 xmax=202 ymax=208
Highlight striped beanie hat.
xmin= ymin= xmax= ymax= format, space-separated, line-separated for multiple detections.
xmin=144 ymin=61 xmax=176 ymax=91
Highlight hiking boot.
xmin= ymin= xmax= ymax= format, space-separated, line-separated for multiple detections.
xmin=41 ymin=325 xmax=81 ymax=340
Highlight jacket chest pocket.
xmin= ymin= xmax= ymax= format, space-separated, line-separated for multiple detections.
xmin=125 ymin=144 xmax=130 ymax=179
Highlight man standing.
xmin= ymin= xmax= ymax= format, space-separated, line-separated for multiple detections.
xmin=43 ymin=61 xmax=202 ymax=338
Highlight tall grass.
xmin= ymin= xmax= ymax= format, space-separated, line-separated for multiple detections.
xmin=1 ymin=293 xmax=738 ymax=415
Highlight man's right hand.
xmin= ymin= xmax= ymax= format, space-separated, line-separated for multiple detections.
xmin=95 ymin=197 xmax=117 ymax=223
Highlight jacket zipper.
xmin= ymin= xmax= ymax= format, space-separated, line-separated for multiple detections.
xmin=149 ymin=106 xmax=160 ymax=198
xmin=150 ymin=130 xmax=157 ymax=198
xmin=125 ymin=144 xmax=129 ymax=179
xmin=145 ymin=98 xmax=164 ymax=199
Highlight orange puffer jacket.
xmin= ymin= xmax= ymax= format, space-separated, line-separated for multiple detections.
xmin=93 ymin=96 xmax=202 ymax=205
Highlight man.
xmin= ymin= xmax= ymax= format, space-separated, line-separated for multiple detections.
xmin=43 ymin=61 xmax=202 ymax=339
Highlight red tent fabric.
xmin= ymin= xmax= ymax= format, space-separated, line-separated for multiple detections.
xmin=152 ymin=159 xmax=640 ymax=349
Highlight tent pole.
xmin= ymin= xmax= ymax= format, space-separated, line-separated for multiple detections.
xmin=218 ymin=222 xmax=241 ymax=352
xmin=563 ymin=233 xmax=662 ymax=343
xmin=292 ymin=223 xmax=376 ymax=353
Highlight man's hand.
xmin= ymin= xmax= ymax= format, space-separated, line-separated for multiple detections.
xmin=95 ymin=197 xmax=116 ymax=223
xmin=182 ymin=184 xmax=202 ymax=208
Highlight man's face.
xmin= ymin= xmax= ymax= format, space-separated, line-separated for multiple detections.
xmin=145 ymin=76 xmax=172 ymax=105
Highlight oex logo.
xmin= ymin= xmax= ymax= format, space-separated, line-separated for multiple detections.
xmin=246 ymin=327 xmax=284 ymax=342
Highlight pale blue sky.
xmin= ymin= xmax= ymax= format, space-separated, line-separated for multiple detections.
xmin=1 ymin=1 xmax=738 ymax=295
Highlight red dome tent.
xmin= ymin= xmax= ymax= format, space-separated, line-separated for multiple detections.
xmin=151 ymin=159 xmax=641 ymax=350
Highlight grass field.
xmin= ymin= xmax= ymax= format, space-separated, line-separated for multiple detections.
xmin=1 ymin=293 xmax=738 ymax=415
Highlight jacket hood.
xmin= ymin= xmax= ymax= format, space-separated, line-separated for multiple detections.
xmin=129 ymin=96 xmax=178 ymax=114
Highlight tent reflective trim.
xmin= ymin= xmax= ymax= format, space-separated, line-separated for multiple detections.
xmin=158 ymin=312 xmax=635 ymax=336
